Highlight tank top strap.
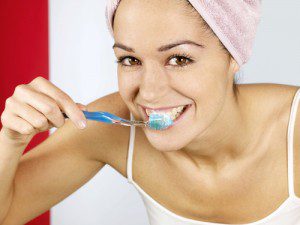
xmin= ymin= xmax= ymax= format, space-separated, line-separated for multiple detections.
xmin=287 ymin=88 xmax=300 ymax=197
xmin=126 ymin=112 xmax=136 ymax=184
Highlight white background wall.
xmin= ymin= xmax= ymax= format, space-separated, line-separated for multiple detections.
xmin=49 ymin=1 xmax=300 ymax=224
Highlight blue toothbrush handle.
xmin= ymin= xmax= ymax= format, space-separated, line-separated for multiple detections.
xmin=62 ymin=110 xmax=128 ymax=124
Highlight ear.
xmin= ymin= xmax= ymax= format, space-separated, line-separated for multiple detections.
xmin=229 ymin=56 xmax=240 ymax=75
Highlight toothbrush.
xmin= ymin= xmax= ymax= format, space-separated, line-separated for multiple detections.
xmin=62 ymin=110 xmax=173 ymax=130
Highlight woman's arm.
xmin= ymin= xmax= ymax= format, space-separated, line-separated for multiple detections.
xmin=0 ymin=92 xmax=127 ymax=225
xmin=0 ymin=134 xmax=25 ymax=224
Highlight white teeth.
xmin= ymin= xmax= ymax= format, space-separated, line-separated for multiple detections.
xmin=145 ymin=105 xmax=186 ymax=120
xmin=177 ymin=106 xmax=184 ymax=111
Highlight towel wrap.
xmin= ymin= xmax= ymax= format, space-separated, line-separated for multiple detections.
xmin=105 ymin=0 xmax=262 ymax=66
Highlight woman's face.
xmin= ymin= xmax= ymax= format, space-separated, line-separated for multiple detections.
xmin=112 ymin=0 xmax=239 ymax=152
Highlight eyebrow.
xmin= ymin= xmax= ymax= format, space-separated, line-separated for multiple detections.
xmin=112 ymin=40 xmax=205 ymax=52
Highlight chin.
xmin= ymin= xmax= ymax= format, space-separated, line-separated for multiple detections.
xmin=142 ymin=130 xmax=192 ymax=152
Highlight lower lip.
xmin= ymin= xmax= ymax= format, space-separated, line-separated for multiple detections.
xmin=143 ymin=104 xmax=192 ymax=130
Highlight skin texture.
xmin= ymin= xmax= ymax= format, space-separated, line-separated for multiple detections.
xmin=112 ymin=0 xmax=250 ymax=169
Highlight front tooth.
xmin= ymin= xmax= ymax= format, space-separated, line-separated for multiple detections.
xmin=169 ymin=113 xmax=175 ymax=120
xmin=170 ymin=112 xmax=178 ymax=120
xmin=177 ymin=106 xmax=184 ymax=111
xmin=146 ymin=108 xmax=156 ymax=116
xmin=145 ymin=109 xmax=151 ymax=116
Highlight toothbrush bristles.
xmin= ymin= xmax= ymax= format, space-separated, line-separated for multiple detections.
xmin=148 ymin=113 xmax=173 ymax=130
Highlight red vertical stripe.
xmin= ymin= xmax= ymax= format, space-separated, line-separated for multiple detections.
xmin=0 ymin=1 xmax=50 ymax=225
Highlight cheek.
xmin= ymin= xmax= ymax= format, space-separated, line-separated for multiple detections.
xmin=196 ymin=82 xmax=227 ymax=128
xmin=118 ymin=71 xmax=140 ymax=102
xmin=172 ymin=69 xmax=216 ymax=99
xmin=196 ymin=75 xmax=227 ymax=110
xmin=175 ymin=69 xmax=226 ymax=118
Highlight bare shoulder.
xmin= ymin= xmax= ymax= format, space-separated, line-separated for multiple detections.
xmin=239 ymin=83 xmax=300 ymax=116
xmin=239 ymin=83 xmax=300 ymax=144
xmin=84 ymin=91 xmax=131 ymax=177
xmin=239 ymin=83 xmax=300 ymax=194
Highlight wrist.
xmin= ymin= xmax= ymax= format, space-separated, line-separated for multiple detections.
xmin=0 ymin=129 xmax=30 ymax=149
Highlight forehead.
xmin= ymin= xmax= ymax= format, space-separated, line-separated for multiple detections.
xmin=113 ymin=0 xmax=207 ymax=46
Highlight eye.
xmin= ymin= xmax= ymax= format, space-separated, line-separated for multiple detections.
xmin=167 ymin=53 xmax=194 ymax=67
xmin=115 ymin=56 xmax=140 ymax=67
xmin=115 ymin=53 xmax=194 ymax=68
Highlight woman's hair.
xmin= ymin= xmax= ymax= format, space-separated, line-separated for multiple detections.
xmin=182 ymin=0 xmax=240 ymax=99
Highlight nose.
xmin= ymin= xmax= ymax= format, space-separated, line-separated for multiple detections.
xmin=139 ymin=65 xmax=169 ymax=104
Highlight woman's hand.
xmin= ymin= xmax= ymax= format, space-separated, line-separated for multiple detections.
xmin=0 ymin=76 xmax=87 ymax=146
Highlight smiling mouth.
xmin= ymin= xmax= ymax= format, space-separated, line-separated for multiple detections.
xmin=141 ymin=104 xmax=190 ymax=121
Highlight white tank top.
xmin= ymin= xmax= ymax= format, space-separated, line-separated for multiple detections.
xmin=126 ymin=88 xmax=300 ymax=225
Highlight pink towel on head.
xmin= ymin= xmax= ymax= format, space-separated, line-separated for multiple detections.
xmin=105 ymin=0 xmax=262 ymax=66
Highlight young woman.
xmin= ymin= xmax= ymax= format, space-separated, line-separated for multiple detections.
xmin=1 ymin=0 xmax=300 ymax=224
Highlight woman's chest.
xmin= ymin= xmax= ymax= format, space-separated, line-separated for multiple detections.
xmin=134 ymin=149 xmax=290 ymax=223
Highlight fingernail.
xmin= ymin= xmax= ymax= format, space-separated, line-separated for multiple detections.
xmin=78 ymin=120 xmax=87 ymax=129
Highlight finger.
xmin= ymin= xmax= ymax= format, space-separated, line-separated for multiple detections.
xmin=6 ymin=97 xmax=55 ymax=132
xmin=13 ymin=85 xmax=66 ymax=128
xmin=29 ymin=77 xmax=87 ymax=129
xmin=1 ymin=112 xmax=37 ymax=135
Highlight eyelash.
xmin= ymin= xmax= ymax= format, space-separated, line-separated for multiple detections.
xmin=115 ymin=53 xmax=194 ymax=68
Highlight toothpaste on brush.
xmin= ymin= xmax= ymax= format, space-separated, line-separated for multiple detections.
xmin=148 ymin=113 xmax=174 ymax=130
